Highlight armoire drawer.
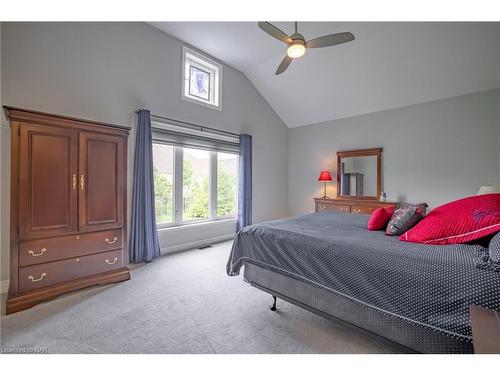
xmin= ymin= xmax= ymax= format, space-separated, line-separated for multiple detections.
xmin=18 ymin=249 xmax=124 ymax=293
xmin=19 ymin=229 xmax=123 ymax=267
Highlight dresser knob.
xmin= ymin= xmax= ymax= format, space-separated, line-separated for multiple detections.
xmin=28 ymin=273 xmax=47 ymax=282
xmin=28 ymin=248 xmax=47 ymax=257
xmin=105 ymin=257 xmax=118 ymax=265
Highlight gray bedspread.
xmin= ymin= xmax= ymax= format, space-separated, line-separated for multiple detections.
xmin=226 ymin=211 xmax=500 ymax=340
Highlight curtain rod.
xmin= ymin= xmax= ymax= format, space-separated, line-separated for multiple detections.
xmin=135 ymin=109 xmax=240 ymax=138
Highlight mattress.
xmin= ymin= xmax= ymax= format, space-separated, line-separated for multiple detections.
xmin=226 ymin=211 xmax=500 ymax=343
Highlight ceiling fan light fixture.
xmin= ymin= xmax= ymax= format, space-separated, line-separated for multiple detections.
xmin=287 ymin=41 xmax=306 ymax=58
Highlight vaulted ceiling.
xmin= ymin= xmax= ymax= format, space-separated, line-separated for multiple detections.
xmin=150 ymin=22 xmax=500 ymax=128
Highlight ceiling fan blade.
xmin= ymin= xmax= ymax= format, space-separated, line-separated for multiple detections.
xmin=258 ymin=22 xmax=293 ymax=44
xmin=306 ymin=32 xmax=355 ymax=49
xmin=275 ymin=55 xmax=293 ymax=75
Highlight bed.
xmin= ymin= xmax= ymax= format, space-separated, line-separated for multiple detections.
xmin=226 ymin=211 xmax=500 ymax=353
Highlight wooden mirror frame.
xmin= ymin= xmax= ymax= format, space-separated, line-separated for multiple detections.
xmin=336 ymin=147 xmax=382 ymax=201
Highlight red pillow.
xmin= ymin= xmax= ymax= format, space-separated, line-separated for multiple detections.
xmin=400 ymin=193 xmax=500 ymax=245
xmin=368 ymin=206 xmax=396 ymax=231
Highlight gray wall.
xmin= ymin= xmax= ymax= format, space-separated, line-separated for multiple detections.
xmin=0 ymin=22 xmax=289 ymax=283
xmin=288 ymin=89 xmax=500 ymax=216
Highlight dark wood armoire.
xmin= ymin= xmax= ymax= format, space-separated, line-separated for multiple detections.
xmin=5 ymin=107 xmax=131 ymax=314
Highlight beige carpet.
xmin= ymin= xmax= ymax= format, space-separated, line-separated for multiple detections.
xmin=0 ymin=241 xmax=401 ymax=353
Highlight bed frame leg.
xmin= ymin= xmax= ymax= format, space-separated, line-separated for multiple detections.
xmin=270 ymin=296 xmax=277 ymax=311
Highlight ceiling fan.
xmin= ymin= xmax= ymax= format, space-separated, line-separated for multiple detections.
xmin=258 ymin=21 xmax=355 ymax=75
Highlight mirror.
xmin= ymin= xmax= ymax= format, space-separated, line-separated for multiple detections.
xmin=337 ymin=148 xmax=382 ymax=200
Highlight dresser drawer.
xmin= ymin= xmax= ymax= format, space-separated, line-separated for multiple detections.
xmin=19 ymin=229 xmax=123 ymax=267
xmin=18 ymin=249 xmax=124 ymax=293
xmin=316 ymin=203 xmax=350 ymax=213
xmin=351 ymin=206 xmax=377 ymax=215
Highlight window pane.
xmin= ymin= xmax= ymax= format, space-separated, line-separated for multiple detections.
xmin=217 ymin=153 xmax=238 ymax=218
xmin=183 ymin=148 xmax=209 ymax=221
xmin=152 ymin=144 xmax=174 ymax=224
xmin=189 ymin=65 xmax=210 ymax=101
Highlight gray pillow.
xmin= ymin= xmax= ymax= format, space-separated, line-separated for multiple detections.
xmin=398 ymin=202 xmax=429 ymax=215
xmin=385 ymin=206 xmax=425 ymax=236
xmin=489 ymin=232 xmax=500 ymax=263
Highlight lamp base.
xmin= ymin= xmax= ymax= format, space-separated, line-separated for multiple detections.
xmin=320 ymin=182 xmax=330 ymax=200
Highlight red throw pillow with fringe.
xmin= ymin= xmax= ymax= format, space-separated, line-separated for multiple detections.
xmin=367 ymin=206 xmax=396 ymax=231
xmin=400 ymin=194 xmax=500 ymax=245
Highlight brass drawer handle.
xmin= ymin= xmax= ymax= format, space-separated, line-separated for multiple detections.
xmin=28 ymin=273 xmax=47 ymax=282
xmin=72 ymin=174 xmax=77 ymax=190
xmin=341 ymin=207 xmax=349 ymax=212
xmin=80 ymin=174 xmax=85 ymax=190
xmin=105 ymin=257 xmax=118 ymax=265
xmin=105 ymin=237 xmax=118 ymax=244
xmin=28 ymin=248 xmax=47 ymax=257
xmin=353 ymin=208 xmax=361 ymax=214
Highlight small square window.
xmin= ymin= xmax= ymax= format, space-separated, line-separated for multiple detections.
xmin=182 ymin=47 xmax=222 ymax=110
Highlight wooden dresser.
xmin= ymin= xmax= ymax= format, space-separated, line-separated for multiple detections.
xmin=5 ymin=107 xmax=130 ymax=314
xmin=314 ymin=198 xmax=397 ymax=215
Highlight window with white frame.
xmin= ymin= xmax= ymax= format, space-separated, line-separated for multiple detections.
xmin=152 ymin=122 xmax=238 ymax=228
xmin=182 ymin=47 xmax=222 ymax=110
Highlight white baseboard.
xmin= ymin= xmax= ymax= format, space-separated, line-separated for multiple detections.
xmin=1 ymin=280 xmax=9 ymax=294
xmin=160 ymin=233 xmax=234 ymax=255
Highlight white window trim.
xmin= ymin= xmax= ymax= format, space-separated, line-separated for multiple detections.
xmin=209 ymin=151 xmax=217 ymax=219
xmin=173 ymin=146 xmax=183 ymax=225
xmin=155 ymin=145 xmax=238 ymax=230
xmin=181 ymin=46 xmax=222 ymax=111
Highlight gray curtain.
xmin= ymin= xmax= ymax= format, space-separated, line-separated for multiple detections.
xmin=237 ymin=134 xmax=252 ymax=232
xmin=130 ymin=110 xmax=161 ymax=263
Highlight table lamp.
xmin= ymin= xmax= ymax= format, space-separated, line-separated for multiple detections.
xmin=318 ymin=171 xmax=333 ymax=199
xmin=477 ymin=185 xmax=500 ymax=195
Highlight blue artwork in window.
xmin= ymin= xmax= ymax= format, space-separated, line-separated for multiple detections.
xmin=189 ymin=66 xmax=210 ymax=101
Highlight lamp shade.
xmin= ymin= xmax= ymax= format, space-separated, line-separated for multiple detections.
xmin=318 ymin=171 xmax=333 ymax=182
xmin=477 ymin=185 xmax=500 ymax=195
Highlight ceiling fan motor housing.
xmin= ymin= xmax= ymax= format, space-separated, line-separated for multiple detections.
xmin=290 ymin=33 xmax=306 ymax=42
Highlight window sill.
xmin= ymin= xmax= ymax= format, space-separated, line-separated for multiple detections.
xmin=181 ymin=94 xmax=222 ymax=111
xmin=157 ymin=218 xmax=237 ymax=233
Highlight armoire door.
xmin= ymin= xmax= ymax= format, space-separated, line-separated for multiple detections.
xmin=19 ymin=124 xmax=79 ymax=240
xmin=79 ymin=132 xmax=125 ymax=232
